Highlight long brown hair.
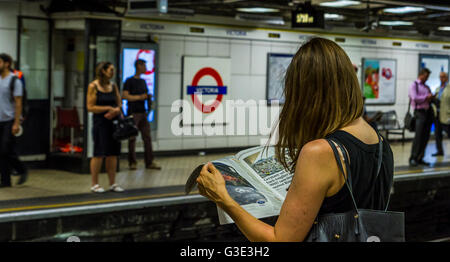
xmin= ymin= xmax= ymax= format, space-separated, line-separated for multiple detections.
xmin=95 ymin=61 xmax=113 ymax=84
xmin=274 ymin=37 xmax=364 ymax=172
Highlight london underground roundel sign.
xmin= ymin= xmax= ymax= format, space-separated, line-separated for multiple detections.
xmin=187 ymin=67 xmax=227 ymax=113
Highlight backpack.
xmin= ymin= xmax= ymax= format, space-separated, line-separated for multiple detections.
xmin=9 ymin=75 xmax=28 ymax=120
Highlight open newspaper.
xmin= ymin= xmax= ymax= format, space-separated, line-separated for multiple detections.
xmin=185 ymin=146 xmax=293 ymax=225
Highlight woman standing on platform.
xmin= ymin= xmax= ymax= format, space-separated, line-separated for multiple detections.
xmin=86 ymin=61 xmax=124 ymax=193
xmin=196 ymin=38 xmax=394 ymax=241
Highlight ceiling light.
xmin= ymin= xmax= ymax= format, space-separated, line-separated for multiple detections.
xmin=379 ymin=21 xmax=413 ymax=26
xmin=438 ymin=26 xmax=450 ymax=31
xmin=236 ymin=7 xmax=280 ymax=13
xmin=235 ymin=14 xmax=285 ymax=25
xmin=383 ymin=6 xmax=426 ymax=14
xmin=324 ymin=13 xmax=345 ymax=20
xmin=319 ymin=1 xmax=361 ymax=8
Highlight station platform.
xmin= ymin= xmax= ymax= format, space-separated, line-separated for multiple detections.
xmin=0 ymin=140 xmax=449 ymax=242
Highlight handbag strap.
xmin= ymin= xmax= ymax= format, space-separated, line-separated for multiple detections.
xmin=326 ymin=139 xmax=359 ymax=213
xmin=326 ymin=130 xmax=384 ymax=214
xmin=407 ymin=98 xmax=411 ymax=114
xmin=409 ymin=81 xmax=419 ymax=112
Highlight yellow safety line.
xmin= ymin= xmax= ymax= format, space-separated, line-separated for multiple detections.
xmin=3 ymin=165 xmax=450 ymax=214
xmin=0 ymin=191 xmax=198 ymax=214
xmin=394 ymin=166 xmax=450 ymax=175
xmin=2 ymin=164 xmax=450 ymax=215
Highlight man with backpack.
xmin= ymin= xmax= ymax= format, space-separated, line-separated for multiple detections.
xmin=0 ymin=53 xmax=28 ymax=187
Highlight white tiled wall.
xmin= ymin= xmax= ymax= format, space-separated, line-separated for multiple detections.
xmin=0 ymin=1 xmax=49 ymax=61
xmin=150 ymin=32 xmax=450 ymax=150
xmin=2 ymin=1 xmax=449 ymax=152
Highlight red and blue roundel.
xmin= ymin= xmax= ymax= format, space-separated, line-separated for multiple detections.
xmin=187 ymin=67 xmax=227 ymax=113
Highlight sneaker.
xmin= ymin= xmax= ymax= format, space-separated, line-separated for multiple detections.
xmin=110 ymin=184 xmax=124 ymax=192
xmin=129 ymin=163 xmax=137 ymax=170
xmin=91 ymin=184 xmax=105 ymax=193
xmin=146 ymin=162 xmax=162 ymax=170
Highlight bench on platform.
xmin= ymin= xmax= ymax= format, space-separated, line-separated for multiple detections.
xmin=368 ymin=110 xmax=406 ymax=144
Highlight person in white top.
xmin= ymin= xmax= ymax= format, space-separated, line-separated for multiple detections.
xmin=0 ymin=53 xmax=27 ymax=187
xmin=432 ymin=72 xmax=449 ymax=156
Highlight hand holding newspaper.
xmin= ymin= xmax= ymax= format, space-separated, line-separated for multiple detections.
xmin=185 ymin=146 xmax=293 ymax=225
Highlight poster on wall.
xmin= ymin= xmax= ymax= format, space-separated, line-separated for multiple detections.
xmin=362 ymin=58 xmax=396 ymax=105
xmin=122 ymin=48 xmax=157 ymax=123
xmin=182 ymin=56 xmax=231 ymax=126
xmin=419 ymin=54 xmax=450 ymax=90
xmin=266 ymin=53 xmax=294 ymax=105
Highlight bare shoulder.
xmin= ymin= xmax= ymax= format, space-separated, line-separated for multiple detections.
xmin=87 ymin=82 xmax=97 ymax=93
xmin=299 ymin=139 xmax=333 ymax=161
xmin=296 ymin=139 xmax=336 ymax=181
xmin=290 ymin=139 xmax=336 ymax=198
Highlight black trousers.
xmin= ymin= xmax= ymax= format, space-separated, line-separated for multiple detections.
xmin=410 ymin=109 xmax=434 ymax=161
xmin=0 ymin=120 xmax=26 ymax=186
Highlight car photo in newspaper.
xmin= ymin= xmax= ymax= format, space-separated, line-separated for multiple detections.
xmin=211 ymin=158 xmax=282 ymax=224
xmin=184 ymin=146 xmax=293 ymax=225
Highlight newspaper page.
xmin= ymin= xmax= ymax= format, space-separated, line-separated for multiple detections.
xmin=236 ymin=146 xmax=293 ymax=201
xmin=184 ymin=147 xmax=294 ymax=225
xmin=213 ymin=157 xmax=281 ymax=224
xmin=185 ymin=155 xmax=282 ymax=224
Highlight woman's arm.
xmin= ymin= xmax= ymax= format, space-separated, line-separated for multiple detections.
xmin=86 ymin=83 xmax=114 ymax=114
xmin=114 ymin=84 xmax=122 ymax=108
xmin=197 ymin=139 xmax=336 ymax=242
xmin=103 ymin=84 xmax=122 ymax=120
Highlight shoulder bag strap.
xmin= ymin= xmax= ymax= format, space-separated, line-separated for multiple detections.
xmin=375 ymin=131 xmax=383 ymax=181
xmin=9 ymin=75 xmax=19 ymax=102
xmin=372 ymin=131 xmax=392 ymax=212
xmin=408 ymin=81 xmax=419 ymax=112
xmin=407 ymin=98 xmax=411 ymax=114
xmin=326 ymin=139 xmax=359 ymax=213
xmin=365 ymin=129 xmax=392 ymax=211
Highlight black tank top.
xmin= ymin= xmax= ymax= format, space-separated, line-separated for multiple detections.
xmin=93 ymin=82 xmax=118 ymax=123
xmin=318 ymin=129 xmax=394 ymax=215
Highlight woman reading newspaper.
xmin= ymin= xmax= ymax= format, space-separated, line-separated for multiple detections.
xmin=196 ymin=37 xmax=394 ymax=242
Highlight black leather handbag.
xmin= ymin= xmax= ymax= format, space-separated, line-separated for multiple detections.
xmin=305 ymin=136 xmax=405 ymax=242
xmin=112 ymin=114 xmax=139 ymax=141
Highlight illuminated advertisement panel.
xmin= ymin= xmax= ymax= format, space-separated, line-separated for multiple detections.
xmin=122 ymin=48 xmax=156 ymax=123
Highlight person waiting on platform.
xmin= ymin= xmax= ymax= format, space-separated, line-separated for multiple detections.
xmin=87 ymin=61 xmax=124 ymax=193
xmin=0 ymin=53 xmax=28 ymax=187
xmin=431 ymin=72 xmax=449 ymax=156
xmin=408 ymin=68 xmax=434 ymax=167
xmin=196 ymin=38 xmax=394 ymax=241
xmin=436 ymin=72 xmax=450 ymax=153
xmin=122 ymin=59 xmax=160 ymax=171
